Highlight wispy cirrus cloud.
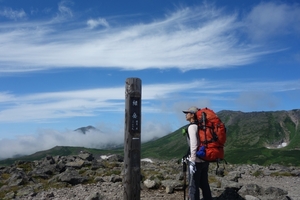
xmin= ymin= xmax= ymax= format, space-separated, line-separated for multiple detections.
xmin=55 ymin=0 xmax=73 ymax=20
xmin=87 ymin=18 xmax=109 ymax=29
xmin=0 ymin=80 xmax=299 ymax=123
xmin=0 ymin=4 xmax=275 ymax=73
xmin=0 ymin=7 xmax=26 ymax=20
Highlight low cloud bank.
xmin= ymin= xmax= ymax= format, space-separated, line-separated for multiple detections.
xmin=0 ymin=121 xmax=173 ymax=160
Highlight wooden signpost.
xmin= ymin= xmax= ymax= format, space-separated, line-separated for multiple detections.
xmin=124 ymin=78 xmax=141 ymax=200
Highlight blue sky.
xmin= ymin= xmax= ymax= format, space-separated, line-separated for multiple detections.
xmin=0 ymin=0 xmax=299 ymax=159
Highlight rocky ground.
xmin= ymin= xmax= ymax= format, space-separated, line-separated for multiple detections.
xmin=17 ymin=174 xmax=300 ymax=200
xmin=1 ymin=152 xmax=300 ymax=200
xmin=238 ymin=175 xmax=300 ymax=199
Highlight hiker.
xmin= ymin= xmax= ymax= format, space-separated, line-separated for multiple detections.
xmin=183 ymin=106 xmax=212 ymax=200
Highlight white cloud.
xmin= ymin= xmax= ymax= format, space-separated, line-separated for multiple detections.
xmin=0 ymin=7 xmax=26 ymax=20
xmin=245 ymin=2 xmax=300 ymax=40
xmin=0 ymin=92 xmax=15 ymax=102
xmin=0 ymin=119 xmax=174 ymax=159
xmin=0 ymin=128 xmax=120 ymax=160
xmin=0 ymin=80 xmax=299 ymax=123
xmin=58 ymin=0 xmax=73 ymax=17
xmin=0 ymin=87 xmax=125 ymax=123
xmin=0 ymin=82 xmax=192 ymax=123
xmin=87 ymin=18 xmax=109 ymax=29
xmin=50 ymin=0 xmax=73 ymax=23
xmin=0 ymin=5 xmax=272 ymax=72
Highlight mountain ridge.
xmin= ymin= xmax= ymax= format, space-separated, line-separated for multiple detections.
xmin=74 ymin=125 xmax=98 ymax=134
xmin=217 ymin=109 xmax=300 ymax=150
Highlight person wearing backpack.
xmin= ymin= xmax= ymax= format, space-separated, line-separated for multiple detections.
xmin=183 ymin=106 xmax=212 ymax=200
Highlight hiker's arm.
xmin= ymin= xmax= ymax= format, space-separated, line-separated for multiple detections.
xmin=188 ymin=124 xmax=198 ymax=162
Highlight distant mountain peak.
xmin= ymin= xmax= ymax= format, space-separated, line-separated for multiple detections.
xmin=74 ymin=125 xmax=97 ymax=134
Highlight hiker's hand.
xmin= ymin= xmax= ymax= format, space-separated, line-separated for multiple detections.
xmin=189 ymin=161 xmax=196 ymax=174
xmin=182 ymin=154 xmax=188 ymax=162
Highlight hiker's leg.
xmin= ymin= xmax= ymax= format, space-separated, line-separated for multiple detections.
xmin=188 ymin=164 xmax=201 ymax=200
xmin=199 ymin=162 xmax=212 ymax=200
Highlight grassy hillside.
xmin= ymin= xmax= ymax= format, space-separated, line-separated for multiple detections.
xmin=219 ymin=109 xmax=300 ymax=166
xmin=225 ymin=148 xmax=300 ymax=166
xmin=218 ymin=110 xmax=300 ymax=150
xmin=141 ymin=125 xmax=188 ymax=160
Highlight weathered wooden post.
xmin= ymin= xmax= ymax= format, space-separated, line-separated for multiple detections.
xmin=124 ymin=78 xmax=141 ymax=200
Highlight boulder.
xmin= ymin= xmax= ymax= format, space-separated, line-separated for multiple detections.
xmin=238 ymin=183 xmax=263 ymax=197
xmin=218 ymin=188 xmax=245 ymax=200
xmin=226 ymin=171 xmax=242 ymax=182
xmin=65 ymin=159 xmax=85 ymax=169
xmin=58 ymin=168 xmax=88 ymax=185
xmin=143 ymin=179 xmax=157 ymax=189
xmin=106 ymin=154 xmax=124 ymax=162
xmin=78 ymin=151 xmax=94 ymax=161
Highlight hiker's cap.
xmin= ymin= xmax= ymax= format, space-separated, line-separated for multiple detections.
xmin=182 ymin=106 xmax=198 ymax=114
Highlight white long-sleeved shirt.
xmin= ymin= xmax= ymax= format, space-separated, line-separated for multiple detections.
xmin=187 ymin=123 xmax=203 ymax=163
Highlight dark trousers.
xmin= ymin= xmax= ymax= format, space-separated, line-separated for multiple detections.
xmin=188 ymin=161 xmax=212 ymax=200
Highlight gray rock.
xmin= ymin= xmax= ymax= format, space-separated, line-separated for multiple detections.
xmin=65 ymin=159 xmax=85 ymax=168
xmin=226 ymin=171 xmax=242 ymax=182
xmin=166 ymin=185 xmax=174 ymax=194
xmin=91 ymin=160 xmax=104 ymax=170
xmin=290 ymin=169 xmax=300 ymax=176
xmin=161 ymin=179 xmax=182 ymax=189
xmin=143 ymin=179 xmax=157 ymax=189
xmin=85 ymin=192 xmax=102 ymax=200
xmin=94 ymin=176 xmax=105 ymax=182
xmin=218 ymin=188 xmax=245 ymax=200
xmin=16 ymin=186 xmax=35 ymax=197
xmin=260 ymin=186 xmax=288 ymax=200
xmin=238 ymin=183 xmax=263 ymax=196
xmin=58 ymin=168 xmax=88 ymax=185
xmin=79 ymin=152 xmax=94 ymax=161
xmin=4 ymin=191 xmax=15 ymax=199
xmin=6 ymin=170 xmax=28 ymax=187
xmin=106 ymin=154 xmax=124 ymax=162
xmin=109 ymin=175 xmax=122 ymax=183
xmin=244 ymin=195 xmax=260 ymax=200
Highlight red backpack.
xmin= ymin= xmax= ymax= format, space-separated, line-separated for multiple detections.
xmin=196 ymin=107 xmax=226 ymax=162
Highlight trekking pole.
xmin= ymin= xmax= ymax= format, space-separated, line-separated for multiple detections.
xmin=182 ymin=157 xmax=187 ymax=200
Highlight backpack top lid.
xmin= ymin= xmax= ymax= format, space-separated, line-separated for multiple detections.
xmin=196 ymin=107 xmax=219 ymax=123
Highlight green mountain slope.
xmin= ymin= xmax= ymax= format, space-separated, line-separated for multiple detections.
xmin=218 ymin=109 xmax=300 ymax=166
xmin=141 ymin=126 xmax=188 ymax=159
xmin=218 ymin=109 xmax=300 ymax=150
